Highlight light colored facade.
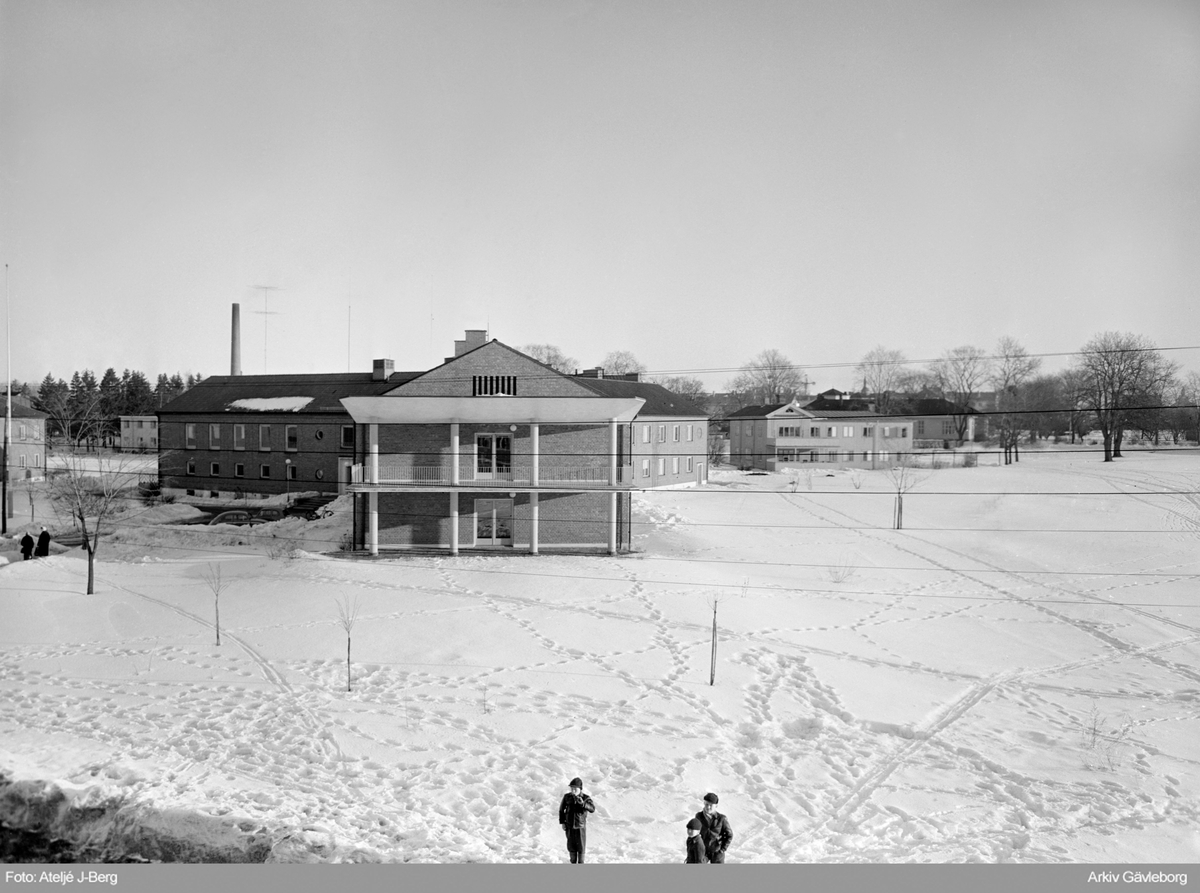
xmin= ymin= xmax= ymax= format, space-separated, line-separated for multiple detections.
xmin=119 ymin=415 xmax=159 ymax=452
xmin=4 ymin=406 xmax=48 ymax=483
xmin=729 ymin=400 xmax=913 ymax=470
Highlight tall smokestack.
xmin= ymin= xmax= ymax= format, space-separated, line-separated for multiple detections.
xmin=231 ymin=303 xmax=242 ymax=376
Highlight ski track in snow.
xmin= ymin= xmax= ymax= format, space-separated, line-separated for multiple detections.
xmin=2 ymin=457 xmax=1199 ymax=862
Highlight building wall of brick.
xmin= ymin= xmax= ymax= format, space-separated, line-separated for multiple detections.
xmin=6 ymin=418 xmax=46 ymax=480
xmin=389 ymin=342 xmax=597 ymax=398
xmin=159 ymin=413 xmax=359 ymax=496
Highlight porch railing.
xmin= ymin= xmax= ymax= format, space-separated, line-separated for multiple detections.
xmin=350 ymin=463 xmax=633 ymax=487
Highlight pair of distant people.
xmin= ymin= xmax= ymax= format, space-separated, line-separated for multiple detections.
xmin=558 ymin=779 xmax=733 ymax=865
xmin=19 ymin=527 xmax=50 ymax=560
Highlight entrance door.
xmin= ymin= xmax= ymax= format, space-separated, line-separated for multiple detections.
xmin=475 ymin=434 xmax=512 ymax=480
xmin=475 ymin=499 xmax=514 ymax=546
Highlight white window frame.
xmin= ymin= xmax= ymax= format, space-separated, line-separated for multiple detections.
xmin=186 ymin=459 xmax=196 ymax=475
xmin=642 ymin=425 xmax=650 ymax=444
xmin=210 ymin=462 xmax=220 ymax=476
xmin=185 ymin=423 xmax=196 ymax=449
xmin=641 ymin=458 xmax=650 ymax=478
xmin=341 ymin=425 xmax=355 ymax=448
xmin=686 ymin=425 xmax=693 ymax=442
xmin=657 ymin=457 xmax=665 ymax=475
xmin=259 ymin=425 xmax=271 ymax=451
xmin=686 ymin=456 xmax=693 ymax=472
xmin=234 ymin=424 xmax=245 ymax=450
xmin=235 ymin=463 xmax=245 ymax=478
xmin=286 ymin=424 xmax=298 ymax=452
xmin=658 ymin=425 xmax=666 ymax=443
xmin=672 ymin=425 xmax=680 ymax=442
xmin=209 ymin=424 xmax=220 ymax=449
xmin=260 ymin=464 xmax=271 ymax=478
xmin=671 ymin=456 xmax=679 ymax=474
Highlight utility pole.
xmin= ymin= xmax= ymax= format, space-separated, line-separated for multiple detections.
xmin=252 ymin=285 xmax=282 ymax=373
xmin=2 ymin=263 xmax=9 ymax=533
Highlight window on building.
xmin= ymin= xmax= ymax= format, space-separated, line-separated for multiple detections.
xmin=686 ymin=456 xmax=693 ymax=472
xmin=186 ymin=459 xmax=196 ymax=475
xmin=900 ymin=427 xmax=908 ymax=438
xmin=186 ymin=424 xmax=196 ymax=449
xmin=286 ymin=425 xmax=298 ymax=451
xmin=472 ymin=375 xmax=517 ymax=396
xmin=287 ymin=463 xmax=298 ymax=480
xmin=642 ymin=425 xmax=650 ymax=444
xmin=810 ymin=426 xmax=820 ymax=437
xmin=672 ymin=425 xmax=680 ymax=442
xmin=259 ymin=425 xmax=271 ymax=451
xmin=341 ymin=425 xmax=354 ymax=448
xmin=209 ymin=424 xmax=220 ymax=449
xmin=18 ymin=455 xmax=26 ymax=467
xmin=210 ymin=462 xmax=220 ymax=476
xmin=863 ymin=426 xmax=874 ymax=437
xmin=657 ymin=457 xmax=665 ymax=475
xmin=942 ymin=420 xmax=955 ymax=437
xmin=18 ymin=424 xmax=26 ymax=440
xmin=260 ymin=464 xmax=271 ymax=478
xmin=137 ymin=420 xmax=144 ymax=429
xmin=234 ymin=424 xmax=245 ymax=450
xmin=33 ymin=454 xmax=41 ymax=467
xmin=915 ymin=420 xmax=925 ymax=436
xmin=641 ymin=458 xmax=650 ymax=478
xmin=686 ymin=425 xmax=694 ymax=442
xmin=658 ymin=425 xmax=666 ymax=443
xmin=826 ymin=426 xmax=835 ymax=437
xmin=843 ymin=426 xmax=853 ymax=437
xmin=235 ymin=463 xmax=245 ymax=478
xmin=672 ymin=457 xmax=679 ymax=474
xmin=122 ymin=419 xmax=130 ymax=428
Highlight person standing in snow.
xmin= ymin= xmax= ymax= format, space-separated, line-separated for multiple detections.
xmin=695 ymin=792 xmax=733 ymax=863
xmin=34 ymin=527 xmax=51 ymax=558
xmin=558 ymin=776 xmax=595 ymax=864
xmin=685 ymin=817 xmax=708 ymax=863
xmin=19 ymin=532 xmax=34 ymax=560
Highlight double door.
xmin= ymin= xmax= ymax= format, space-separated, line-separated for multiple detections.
xmin=475 ymin=498 xmax=513 ymax=546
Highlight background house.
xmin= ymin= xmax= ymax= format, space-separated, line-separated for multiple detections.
xmin=4 ymin=404 xmax=48 ymax=484
xmin=728 ymin=399 xmax=913 ymax=470
xmin=119 ymin=415 xmax=158 ymax=452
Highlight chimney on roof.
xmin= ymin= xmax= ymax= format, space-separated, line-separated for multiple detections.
xmin=372 ymin=358 xmax=394 ymax=381
xmin=453 ymin=329 xmax=488 ymax=358
xmin=231 ymin=303 xmax=242 ymax=376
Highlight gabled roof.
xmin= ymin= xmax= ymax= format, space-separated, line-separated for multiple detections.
xmin=5 ymin=404 xmax=48 ymax=420
xmin=726 ymin=403 xmax=793 ymax=419
xmin=573 ymin=377 xmax=708 ymax=417
xmin=728 ymin=401 xmax=892 ymax=421
xmin=158 ymin=372 xmax=422 ymax=415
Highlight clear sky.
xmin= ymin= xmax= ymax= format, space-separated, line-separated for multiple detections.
xmin=2 ymin=0 xmax=1197 ymax=392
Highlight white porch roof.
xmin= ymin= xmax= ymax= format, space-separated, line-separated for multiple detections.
xmin=340 ymin=395 xmax=645 ymax=425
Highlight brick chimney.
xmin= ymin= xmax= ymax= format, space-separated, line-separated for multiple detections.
xmin=453 ymin=329 xmax=488 ymax=358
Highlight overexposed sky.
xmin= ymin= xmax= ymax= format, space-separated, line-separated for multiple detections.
xmin=2 ymin=0 xmax=1198 ymax=390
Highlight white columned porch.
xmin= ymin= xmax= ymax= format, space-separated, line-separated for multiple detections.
xmin=449 ymin=492 xmax=459 ymax=555
xmin=530 ymin=492 xmax=539 ymax=555
xmin=530 ymin=423 xmax=539 ymax=486
xmin=608 ymin=491 xmax=617 ymax=554
xmin=450 ymin=423 xmax=460 ymax=485
xmin=368 ymin=423 xmax=379 ymax=556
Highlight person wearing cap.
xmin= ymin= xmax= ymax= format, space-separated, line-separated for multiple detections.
xmin=685 ymin=817 xmax=708 ymax=863
xmin=694 ymin=793 xmax=733 ymax=863
xmin=19 ymin=531 xmax=35 ymax=560
xmin=557 ymin=777 xmax=596 ymax=864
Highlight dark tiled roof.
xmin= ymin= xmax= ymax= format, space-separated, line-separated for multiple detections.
xmin=726 ymin=403 xmax=791 ymax=418
xmin=573 ymin=378 xmax=709 ymax=417
xmin=5 ymin=404 xmax=48 ymax=419
xmin=158 ymin=372 xmax=422 ymax=415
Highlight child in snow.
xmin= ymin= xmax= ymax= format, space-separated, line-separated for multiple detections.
xmin=685 ymin=817 xmax=707 ymax=863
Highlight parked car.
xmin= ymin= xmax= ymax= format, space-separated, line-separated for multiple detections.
xmin=255 ymin=508 xmax=285 ymax=523
xmin=208 ymin=510 xmax=263 ymax=526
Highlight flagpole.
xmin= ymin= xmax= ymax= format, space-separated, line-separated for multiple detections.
xmin=3 ymin=263 xmax=10 ymax=533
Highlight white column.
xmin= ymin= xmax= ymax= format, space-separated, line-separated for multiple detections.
xmin=608 ymin=491 xmax=618 ymax=555
xmin=449 ymin=492 xmax=459 ymax=555
xmin=450 ymin=423 xmax=460 ymax=485
xmin=530 ymin=423 xmax=539 ymax=487
xmin=368 ymin=423 xmax=379 ymax=556
xmin=609 ymin=420 xmax=618 ymax=485
xmin=368 ymin=492 xmax=378 ymax=556
xmin=530 ymin=491 xmax=539 ymax=555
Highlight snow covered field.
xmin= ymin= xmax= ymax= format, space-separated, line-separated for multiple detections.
xmin=1 ymin=450 xmax=1198 ymax=863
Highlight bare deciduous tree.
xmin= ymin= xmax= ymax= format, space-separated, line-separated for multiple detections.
xmin=881 ymin=459 xmax=929 ymax=530
xmin=1073 ymin=332 xmax=1177 ymax=461
xmin=930 ymin=346 xmax=990 ymax=445
xmin=200 ymin=563 xmax=230 ymax=645
xmin=334 ymin=594 xmax=363 ymax=692
xmin=652 ymin=375 xmax=707 ymax=403
xmin=727 ymin=349 xmax=807 ymax=404
xmin=523 ymin=344 xmax=578 ymax=375
xmin=991 ymin=336 xmax=1041 ymax=464
xmin=854 ymin=346 xmax=907 ymax=414
xmin=599 ymin=351 xmax=647 ymax=376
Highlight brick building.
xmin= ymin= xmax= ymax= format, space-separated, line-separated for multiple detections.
xmin=342 ymin=332 xmax=708 ymax=554
xmin=4 ymin=404 xmax=48 ymax=483
xmin=729 ymin=399 xmax=912 ymax=470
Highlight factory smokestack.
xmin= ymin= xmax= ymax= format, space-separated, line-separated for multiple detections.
xmin=231 ymin=303 xmax=242 ymax=376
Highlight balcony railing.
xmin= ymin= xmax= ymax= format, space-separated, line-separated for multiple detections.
xmin=350 ymin=463 xmax=633 ymax=488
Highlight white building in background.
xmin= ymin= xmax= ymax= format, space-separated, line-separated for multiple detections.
xmin=120 ymin=416 xmax=158 ymax=452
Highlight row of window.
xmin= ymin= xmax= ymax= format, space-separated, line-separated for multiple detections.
xmin=472 ymin=375 xmax=517 ymax=396
xmin=914 ymin=420 xmax=956 ymax=437
xmin=748 ymin=424 xmax=909 ymax=439
xmin=186 ymin=423 xmax=355 ymax=451
xmin=776 ymin=449 xmax=892 ymax=462
xmin=640 ymin=423 xmax=702 ymax=444
xmin=12 ymin=453 xmax=42 ymax=467
xmin=14 ymin=424 xmax=40 ymax=441
xmin=186 ymin=459 xmax=309 ymax=480
xmin=121 ymin=419 xmax=156 ymax=429
xmin=639 ymin=455 xmax=696 ymax=477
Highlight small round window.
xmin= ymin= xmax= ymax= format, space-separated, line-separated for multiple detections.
xmin=314 ymin=430 xmax=324 ymax=440
xmin=314 ymin=469 xmax=324 ymax=480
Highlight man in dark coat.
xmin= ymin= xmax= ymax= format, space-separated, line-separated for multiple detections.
xmin=557 ymin=777 xmax=596 ymax=864
xmin=19 ymin=532 xmax=34 ymax=560
xmin=695 ymin=792 xmax=733 ymax=863
xmin=34 ymin=527 xmax=51 ymax=558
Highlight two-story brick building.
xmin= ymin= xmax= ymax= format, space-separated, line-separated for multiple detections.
xmin=157 ymin=361 xmax=417 ymax=499
xmin=341 ymin=333 xmax=708 ymax=554
xmin=4 ymin=405 xmax=48 ymax=483
xmin=728 ymin=399 xmax=913 ymax=470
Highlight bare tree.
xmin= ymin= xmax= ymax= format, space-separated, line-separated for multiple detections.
xmin=881 ymin=459 xmax=929 ymax=530
xmin=930 ymin=345 xmax=990 ymax=445
xmin=707 ymin=433 xmax=727 ymax=465
xmin=599 ymin=351 xmax=647 ymax=376
xmin=200 ymin=563 xmax=230 ymax=645
xmin=1073 ymin=332 xmax=1177 ymax=461
xmin=991 ymin=336 xmax=1041 ymax=464
xmin=727 ymin=349 xmax=807 ymax=404
xmin=523 ymin=344 xmax=578 ymax=375
xmin=652 ymin=375 xmax=707 ymax=403
xmin=335 ymin=594 xmax=363 ymax=692
xmin=854 ymin=346 xmax=907 ymax=414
